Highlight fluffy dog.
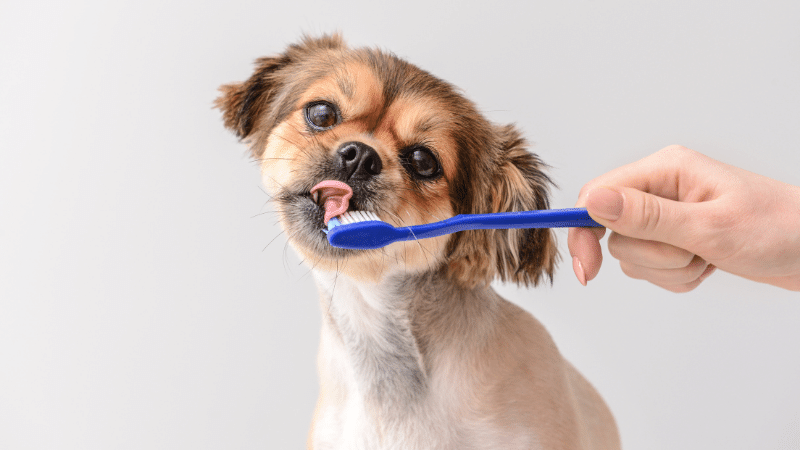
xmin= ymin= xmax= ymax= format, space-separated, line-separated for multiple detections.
xmin=216 ymin=34 xmax=620 ymax=450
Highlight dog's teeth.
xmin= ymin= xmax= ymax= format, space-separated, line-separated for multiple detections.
xmin=311 ymin=191 xmax=320 ymax=204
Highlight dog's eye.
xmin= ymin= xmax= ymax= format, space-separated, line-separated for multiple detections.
xmin=305 ymin=101 xmax=339 ymax=130
xmin=402 ymin=146 xmax=441 ymax=180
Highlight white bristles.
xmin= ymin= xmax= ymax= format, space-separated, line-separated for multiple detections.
xmin=338 ymin=211 xmax=381 ymax=225
xmin=325 ymin=211 xmax=382 ymax=233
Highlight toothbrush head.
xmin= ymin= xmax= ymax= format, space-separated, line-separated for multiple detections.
xmin=326 ymin=211 xmax=401 ymax=250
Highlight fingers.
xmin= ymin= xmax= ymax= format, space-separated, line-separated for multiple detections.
xmin=607 ymin=232 xmax=694 ymax=269
xmin=569 ymin=145 xmax=721 ymax=287
xmin=574 ymin=145 xmax=725 ymax=257
xmin=619 ymin=254 xmax=716 ymax=293
xmin=567 ymin=226 xmax=606 ymax=285
xmin=608 ymin=232 xmax=717 ymax=292
xmin=584 ymin=186 xmax=701 ymax=252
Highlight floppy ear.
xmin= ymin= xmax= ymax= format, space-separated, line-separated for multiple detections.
xmin=489 ymin=124 xmax=558 ymax=287
xmin=214 ymin=34 xmax=346 ymax=150
xmin=446 ymin=124 xmax=558 ymax=288
xmin=214 ymin=55 xmax=291 ymax=140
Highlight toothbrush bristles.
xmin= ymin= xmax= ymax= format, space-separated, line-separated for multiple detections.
xmin=338 ymin=211 xmax=381 ymax=225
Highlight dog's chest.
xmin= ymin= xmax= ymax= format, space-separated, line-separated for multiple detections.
xmin=319 ymin=276 xmax=426 ymax=403
xmin=310 ymin=273 xmax=551 ymax=450
xmin=312 ymin=274 xmax=442 ymax=448
xmin=312 ymin=384 xmax=542 ymax=450
xmin=313 ymin=395 xmax=454 ymax=450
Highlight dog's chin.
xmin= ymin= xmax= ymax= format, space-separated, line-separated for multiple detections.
xmin=277 ymin=191 xmax=383 ymax=266
xmin=277 ymin=192 xmax=345 ymax=257
xmin=277 ymin=191 xmax=444 ymax=282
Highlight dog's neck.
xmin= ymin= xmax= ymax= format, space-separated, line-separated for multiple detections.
xmin=312 ymin=267 xmax=499 ymax=411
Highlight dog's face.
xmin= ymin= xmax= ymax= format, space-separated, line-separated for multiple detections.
xmin=217 ymin=35 xmax=557 ymax=287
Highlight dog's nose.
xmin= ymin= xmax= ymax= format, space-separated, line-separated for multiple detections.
xmin=337 ymin=142 xmax=382 ymax=181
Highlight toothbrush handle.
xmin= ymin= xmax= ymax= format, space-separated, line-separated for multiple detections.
xmin=457 ymin=207 xmax=601 ymax=229
xmin=406 ymin=208 xmax=602 ymax=241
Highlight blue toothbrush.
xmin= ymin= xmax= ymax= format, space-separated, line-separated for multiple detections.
xmin=324 ymin=208 xmax=602 ymax=250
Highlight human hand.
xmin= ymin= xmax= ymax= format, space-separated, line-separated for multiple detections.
xmin=568 ymin=145 xmax=800 ymax=292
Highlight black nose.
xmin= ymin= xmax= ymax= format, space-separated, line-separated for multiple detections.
xmin=337 ymin=142 xmax=382 ymax=181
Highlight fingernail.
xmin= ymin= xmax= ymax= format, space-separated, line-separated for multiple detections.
xmin=586 ymin=187 xmax=624 ymax=221
xmin=573 ymin=256 xmax=587 ymax=286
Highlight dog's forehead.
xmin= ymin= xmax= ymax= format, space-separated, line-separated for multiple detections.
xmin=297 ymin=51 xmax=458 ymax=134
xmin=300 ymin=60 xmax=384 ymax=120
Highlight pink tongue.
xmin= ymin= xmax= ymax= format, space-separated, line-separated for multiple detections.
xmin=310 ymin=180 xmax=353 ymax=225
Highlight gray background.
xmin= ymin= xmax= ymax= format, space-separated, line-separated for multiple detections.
xmin=1 ymin=1 xmax=799 ymax=449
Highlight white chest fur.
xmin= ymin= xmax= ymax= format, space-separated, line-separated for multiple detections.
xmin=311 ymin=271 xmax=451 ymax=449
xmin=307 ymin=271 xmax=546 ymax=450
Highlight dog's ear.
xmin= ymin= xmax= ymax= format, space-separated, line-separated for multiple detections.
xmin=215 ymin=55 xmax=291 ymax=140
xmin=489 ymin=124 xmax=558 ymax=287
xmin=215 ymin=34 xmax=345 ymax=146
xmin=446 ymin=124 xmax=558 ymax=288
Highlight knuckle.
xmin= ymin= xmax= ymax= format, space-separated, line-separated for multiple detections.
xmin=660 ymin=144 xmax=692 ymax=158
xmin=657 ymin=244 xmax=695 ymax=269
xmin=658 ymin=145 xmax=700 ymax=167
xmin=638 ymin=193 xmax=663 ymax=235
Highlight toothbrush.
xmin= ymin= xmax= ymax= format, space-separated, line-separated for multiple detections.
xmin=325 ymin=208 xmax=602 ymax=250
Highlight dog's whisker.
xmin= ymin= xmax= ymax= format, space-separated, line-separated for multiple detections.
xmin=256 ymin=185 xmax=276 ymax=202
xmin=285 ymin=123 xmax=318 ymax=159
xmin=251 ymin=210 xmax=280 ymax=219
xmin=263 ymin=222 xmax=305 ymax=252
xmin=255 ymin=156 xmax=295 ymax=162
xmin=386 ymin=207 xmax=438 ymax=273
xmin=328 ymin=257 xmax=347 ymax=317
xmin=288 ymin=122 xmax=314 ymax=144
xmin=390 ymin=187 xmax=451 ymax=222
xmin=274 ymin=133 xmax=307 ymax=151
xmin=262 ymin=230 xmax=286 ymax=252
xmin=299 ymin=251 xmax=327 ymax=281
xmin=262 ymin=173 xmax=290 ymax=193
xmin=282 ymin=239 xmax=296 ymax=276
xmin=274 ymin=124 xmax=316 ymax=161
xmin=392 ymin=195 xmax=445 ymax=224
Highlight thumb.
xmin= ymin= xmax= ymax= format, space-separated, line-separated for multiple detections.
xmin=585 ymin=186 xmax=696 ymax=250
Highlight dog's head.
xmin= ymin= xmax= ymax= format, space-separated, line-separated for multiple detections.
xmin=216 ymin=34 xmax=557 ymax=287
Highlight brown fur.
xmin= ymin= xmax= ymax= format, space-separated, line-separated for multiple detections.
xmin=215 ymin=34 xmax=557 ymax=287
xmin=216 ymin=34 xmax=618 ymax=450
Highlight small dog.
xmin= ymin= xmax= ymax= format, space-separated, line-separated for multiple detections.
xmin=217 ymin=34 xmax=620 ymax=450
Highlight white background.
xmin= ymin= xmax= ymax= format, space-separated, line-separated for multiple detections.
xmin=1 ymin=1 xmax=799 ymax=449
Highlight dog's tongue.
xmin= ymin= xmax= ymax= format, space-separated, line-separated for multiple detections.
xmin=310 ymin=180 xmax=353 ymax=225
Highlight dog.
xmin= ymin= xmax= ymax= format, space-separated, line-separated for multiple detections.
xmin=216 ymin=34 xmax=620 ymax=450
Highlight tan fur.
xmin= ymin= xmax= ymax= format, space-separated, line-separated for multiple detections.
xmin=217 ymin=34 xmax=619 ymax=449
